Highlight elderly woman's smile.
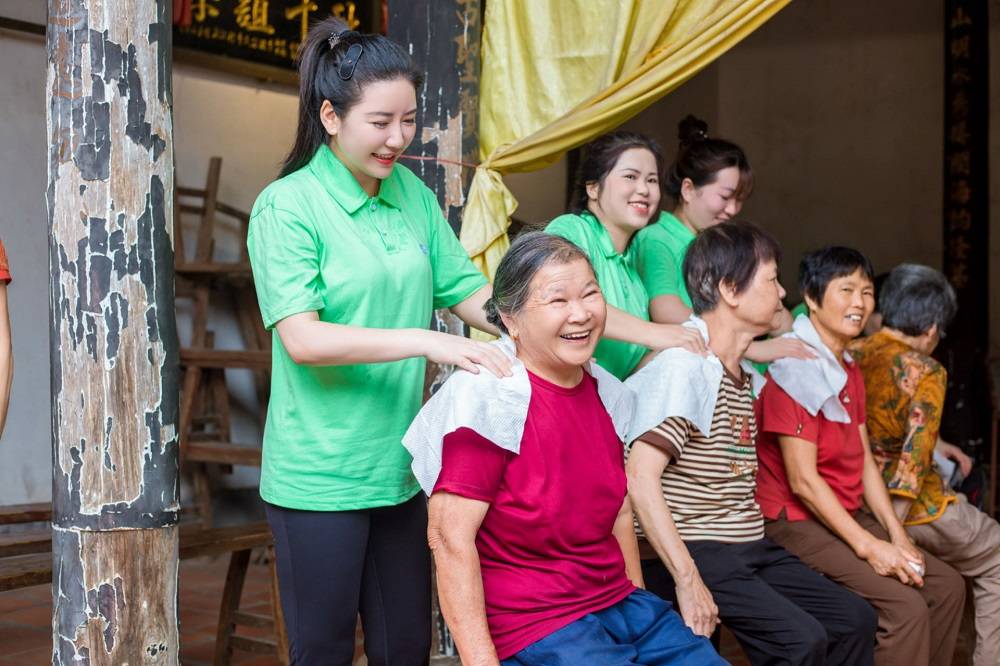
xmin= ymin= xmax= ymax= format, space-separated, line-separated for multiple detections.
xmin=502 ymin=258 xmax=607 ymax=387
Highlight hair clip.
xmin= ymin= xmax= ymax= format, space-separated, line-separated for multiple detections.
xmin=339 ymin=42 xmax=364 ymax=80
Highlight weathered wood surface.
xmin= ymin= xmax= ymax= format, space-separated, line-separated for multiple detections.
xmin=47 ymin=0 xmax=179 ymax=662
xmin=388 ymin=1 xmax=483 ymax=658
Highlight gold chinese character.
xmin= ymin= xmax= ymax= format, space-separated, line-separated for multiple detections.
xmin=951 ymin=7 xmax=972 ymax=29
xmin=949 ymin=150 xmax=971 ymax=177
xmin=950 ymin=179 xmax=971 ymax=205
xmin=236 ymin=0 xmax=276 ymax=35
xmin=951 ymin=91 xmax=969 ymax=120
xmin=951 ymin=66 xmax=972 ymax=87
xmin=192 ymin=0 xmax=220 ymax=23
xmin=948 ymin=208 xmax=972 ymax=231
xmin=950 ymin=35 xmax=971 ymax=59
xmin=950 ymin=121 xmax=970 ymax=147
xmin=332 ymin=2 xmax=360 ymax=30
xmin=286 ymin=1 xmax=319 ymax=43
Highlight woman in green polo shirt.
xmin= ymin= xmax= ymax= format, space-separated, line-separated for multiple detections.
xmin=247 ymin=18 xmax=509 ymax=665
xmin=545 ymin=131 xmax=707 ymax=380
xmin=632 ymin=116 xmax=808 ymax=364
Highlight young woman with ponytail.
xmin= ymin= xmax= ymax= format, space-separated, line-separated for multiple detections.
xmin=633 ymin=116 xmax=811 ymax=363
xmin=247 ymin=17 xmax=510 ymax=665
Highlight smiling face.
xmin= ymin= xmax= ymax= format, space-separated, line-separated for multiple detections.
xmin=586 ymin=147 xmax=661 ymax=240
xmin=501 ymin=258 xmax=607 ymax=384
xmin=679 ymin=166 xmax=744 ymax=232
xmin=807 ymin=269 xmax=876 ymax=343
xmin=729 ymin=258 xmax=787 ymax=335
xmin=321 ymin=77 xmax=417 ymax=195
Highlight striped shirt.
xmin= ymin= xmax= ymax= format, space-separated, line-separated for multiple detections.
xmin=630 ymin=370 xmax=764 ymax=542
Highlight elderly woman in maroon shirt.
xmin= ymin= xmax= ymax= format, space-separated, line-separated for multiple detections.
xmin=403 ymin=232 xmax=721 ymax=666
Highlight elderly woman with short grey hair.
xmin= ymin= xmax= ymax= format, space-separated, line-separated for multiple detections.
xmin=852 ymin=263 xmax=1000 ymax=665
xmin=403 ymin=231 xmax=723 ymax=665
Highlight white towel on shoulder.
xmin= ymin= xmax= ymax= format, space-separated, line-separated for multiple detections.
xmin=767 ymin=315 xmax=853 ymax=423
xmin=625 ymin=316 xmax=765 ymax=443
xmin=402 ymin=335 xmax=636 ymax=495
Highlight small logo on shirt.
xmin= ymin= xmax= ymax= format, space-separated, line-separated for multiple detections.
xmin=418 ymin=243 xmax=429 ymax=255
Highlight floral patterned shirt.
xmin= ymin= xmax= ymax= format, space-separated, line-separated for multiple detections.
xmin=850 ymin=331 xmax=955 ymax=525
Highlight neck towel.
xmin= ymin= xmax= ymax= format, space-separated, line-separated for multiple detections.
xmin=625 ymin=316 xmax=765 ymax=443
xmin=402 ymin=336 xmax=636 ymax=495
xmin=767 ymin=315 xmax=853 ymax=423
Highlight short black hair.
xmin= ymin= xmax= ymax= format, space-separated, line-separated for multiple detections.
xmin=484 ymin=232 xmax=593 ymax=334
xmin=879 ymin=264 xmax=957 ymax=337
xmin=684 ymin=221 xmax=781 ymax=315
xmin=798 ymin=246 xmax=875 ymax=307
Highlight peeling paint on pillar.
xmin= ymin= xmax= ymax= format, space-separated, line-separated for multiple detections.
xmin=47 ymin=0 xmax=179 ymax=662
xmin=388 ymin=1 xmax=482 ymax=657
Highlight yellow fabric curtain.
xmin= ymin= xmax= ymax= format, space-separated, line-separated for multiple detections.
xmin=461 ymin=0 xmax=792 ymax=278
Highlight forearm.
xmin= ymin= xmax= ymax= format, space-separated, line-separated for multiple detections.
xmin=770 ymin=307 xmax=793 ymax=334
xmin=432 ymin=541 xmax=500 ymax=666
xmin=863 ymin=458 xmax=909 ymax=538
xmin=648 ymin=295 xmax=692 ymax=325
xmin=613 ymin=498 xmax=644 ymax=588
xmin=791 ymin=472 xmax=878 ymax=557
xmin=0 ymin=286 xmax=10 ymax=439
xmin=628 ymin=477 xmax=698 ymax=582
xmin=450 ymin=285 xmax=501 ymax=337
xmin=603 ymin=305 xmax=656 ymax=347
xmin=276 ymin=316 xmax=430 ymax=366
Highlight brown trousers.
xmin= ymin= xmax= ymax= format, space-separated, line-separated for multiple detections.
xmin=766 ymin=511 xmax=965 ymax=666
xmin=909 ymin=496 xmax=1000 ymax=666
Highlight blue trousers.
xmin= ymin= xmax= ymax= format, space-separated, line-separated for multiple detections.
xmin=501 ymin=589 xmax=725 ymax=666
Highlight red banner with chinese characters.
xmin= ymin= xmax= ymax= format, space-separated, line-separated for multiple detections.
xmin=939 ymin=0 xmax=990 ymax=458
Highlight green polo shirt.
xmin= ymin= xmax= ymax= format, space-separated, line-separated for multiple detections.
xmin=247 ymin=146 xmax=487 ymax=511
xmin=633 ymin=211 xmax=696 ymax=308
xmin=545 ymin=212 xmax=649 ymax=379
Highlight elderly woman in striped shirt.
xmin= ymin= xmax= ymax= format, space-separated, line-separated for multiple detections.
xmin=626 ymin=222 xmax=876 ymax=666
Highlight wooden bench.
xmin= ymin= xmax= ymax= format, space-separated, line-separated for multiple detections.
xmin=0 ymin=508 xmax=286 ymax=665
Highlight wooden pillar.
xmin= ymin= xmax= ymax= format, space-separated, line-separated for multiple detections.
xmin=939 ymin=0 xmax=990 ymax=458
xmin=387 ymin=0 xmax=481 ymax=657
xmin=46 ymin=1 xmax=180 ymax=663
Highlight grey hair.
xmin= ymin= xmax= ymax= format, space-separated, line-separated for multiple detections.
xmin=879 ymin=263 xmax=957 ymax=337
xmin=484 ymin=231 xmax=593 ymax=334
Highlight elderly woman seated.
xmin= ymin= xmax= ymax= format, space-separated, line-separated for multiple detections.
xmin=755 ymin=247 xmax=966 ymax=666
xmin=851 ymin=264 xmax=1000 ymax=666
xmin=404 ymin=232 xmax=722 ymax=665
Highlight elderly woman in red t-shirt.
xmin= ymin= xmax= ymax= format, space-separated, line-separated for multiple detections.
xmin=404 ymin=232 xmax=722 ymax=666
xmin=755 ymin=246 xmax=965 ymax=666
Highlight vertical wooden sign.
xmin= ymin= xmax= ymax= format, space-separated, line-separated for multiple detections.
xmin=47 ymin=0 xmax=180 ymax=662
xmin=939 ymin=0 xmax=990 ymax=460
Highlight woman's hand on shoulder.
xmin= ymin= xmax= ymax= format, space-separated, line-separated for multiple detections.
xmin=417 ymin=329 xmax=513 ymax=378
xmin=745 ymin=337 xmax=817 ymax=364
xmin=647 ymin=323 xmax=707 ymax=356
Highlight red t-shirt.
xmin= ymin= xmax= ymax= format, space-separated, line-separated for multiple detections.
xmin=433 ymin=371 xmax=634 ymax=659
xmin=755 ymin=360 xmax=867 ymax=521
xmin=0 ymin=238 xmax=10 ymax=284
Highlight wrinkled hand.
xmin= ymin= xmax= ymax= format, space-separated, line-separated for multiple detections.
xmin=419 ymin=330 xmax=513 ymax=378
xmin=675 ymin=572 xmax=719 ymax=637
xmin=937 ymin=439 xmax=973 ymax=478
xmin=648 ymin=324 xmax=707 ymax=356
xmin=746 ymin=337 xmax=817 ymax=363
xmin=863 ymin=539 xmax=924 ymax=587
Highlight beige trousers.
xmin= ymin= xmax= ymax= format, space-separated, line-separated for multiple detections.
xmin=909 ymin=496 xmax=1000 ymax=666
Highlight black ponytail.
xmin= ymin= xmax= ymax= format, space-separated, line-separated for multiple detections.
xmin=279 ymin=17 xmax=425 ymax=178
xmin=664 ymin=115 xmax=753 ymax=204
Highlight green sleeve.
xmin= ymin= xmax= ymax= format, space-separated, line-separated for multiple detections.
xmin=247 ymin=203 xmax=325 ymax=330
xmin=635 ymin=231 xmax=684 ymax=300
xmin=427 ymin=195 xmax=488 ymax=310
xmin=790 ymin=302 xmax=809 ymax=319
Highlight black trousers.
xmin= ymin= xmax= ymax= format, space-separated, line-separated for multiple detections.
xmin=266 ymin=494 xmax=432 ymax=666
xmin=642 ymin=537 xmax=877 ymax=666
